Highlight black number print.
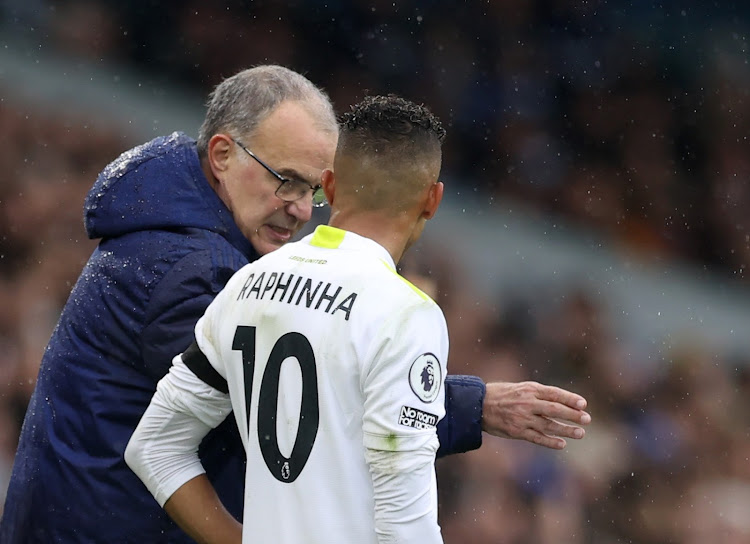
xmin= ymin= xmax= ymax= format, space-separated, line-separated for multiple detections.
xmin=233 ymin=326 xmax=319 ymax=483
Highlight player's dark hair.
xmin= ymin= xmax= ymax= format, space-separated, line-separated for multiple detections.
xmin=337 ymin=94 xmax=446 ymax=157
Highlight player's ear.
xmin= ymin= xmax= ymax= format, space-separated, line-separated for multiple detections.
xmin=421 ymin=181 xmax=443 ymax=220
xmin=321 ymin=169 xmax=336 ymax=206
xmin=207 ymin=134 xmax=234 ymax=177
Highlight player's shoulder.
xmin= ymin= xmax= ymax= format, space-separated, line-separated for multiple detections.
xmin=357 ymin=261 xmax=447 ymax=345
xmin=383 ymin=262 xmax=435 ymax=301
xmin=356 ymin=258 xmax=440 ymax=314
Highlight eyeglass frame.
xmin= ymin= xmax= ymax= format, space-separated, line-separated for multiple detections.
xmin=231 ymin=137 xmax=328 ymax=208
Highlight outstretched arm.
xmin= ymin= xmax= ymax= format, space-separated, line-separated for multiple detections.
xmin=436 ymin=376 xmax=590 ymax=456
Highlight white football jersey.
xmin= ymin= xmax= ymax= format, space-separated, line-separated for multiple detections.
xmin=192 ymin=225 xmax=448 ymax=543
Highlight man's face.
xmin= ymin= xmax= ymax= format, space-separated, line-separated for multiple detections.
xmin=215 ymin=101 xmax=337 ymax=256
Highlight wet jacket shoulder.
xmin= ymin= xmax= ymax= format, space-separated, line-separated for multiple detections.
xmin=83 ymin=132 xmax=259 ymax=379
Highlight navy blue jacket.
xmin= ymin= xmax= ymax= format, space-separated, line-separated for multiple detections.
xmin=1 ymin=133 xmax=485 ymax=543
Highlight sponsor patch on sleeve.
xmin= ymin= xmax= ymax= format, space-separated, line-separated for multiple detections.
xmin=408 ymin=352 xmax=442 ymax=403
xmin=399 ymin=405 xmax=439 ymax=430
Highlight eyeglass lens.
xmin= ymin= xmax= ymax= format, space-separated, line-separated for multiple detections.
xmin=276 ymin=180 xmax=327 ymax=208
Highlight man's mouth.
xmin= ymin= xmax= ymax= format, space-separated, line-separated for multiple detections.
xmin=264 ymin=224 xmax=294 ymax=243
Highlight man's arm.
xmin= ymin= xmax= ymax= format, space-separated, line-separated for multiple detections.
xmin=401 ymin=270 xmax=590 ymax=456
xmin=141 ymin=249 xmax=240 ymax=383
xmin=436 ymin=376 xmax=590 ymax=457
xmin=435 ymin=375 xmax=485 ymax=456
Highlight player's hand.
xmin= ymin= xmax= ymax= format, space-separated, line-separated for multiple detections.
xmin=481 ymin=381 xmax=590 ymax=449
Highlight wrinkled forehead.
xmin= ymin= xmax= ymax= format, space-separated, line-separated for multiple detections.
xmin=248 ymin=102 xmax=337 ymax=181
xmin=247 ymin=100 xmax=337 ymax=145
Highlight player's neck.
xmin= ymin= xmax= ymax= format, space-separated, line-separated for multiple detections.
xmin=328 ymin=209 xmax=414 ymax=264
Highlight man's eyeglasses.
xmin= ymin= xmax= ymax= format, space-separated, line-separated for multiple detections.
xmin=232 ymin=138 xmax=327 ymax=208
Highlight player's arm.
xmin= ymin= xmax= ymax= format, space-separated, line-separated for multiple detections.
xmin=363 ymin=301 xmax=448 ymax=543
xmin=164 ymin=476 xmax=241 ymax=544
xmin=125 ymin=353 xmax=240 ymax=544
xmin=366 ymin=446 xmax=443 ymax=543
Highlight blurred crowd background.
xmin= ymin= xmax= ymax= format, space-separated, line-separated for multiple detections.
xmin=1 ymin=1 xmax=750 ymax=542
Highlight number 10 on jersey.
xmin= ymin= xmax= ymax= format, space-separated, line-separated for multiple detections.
xmin=232 ymin=325 xmax=320 ymax=483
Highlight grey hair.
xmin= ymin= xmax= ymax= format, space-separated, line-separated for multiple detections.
xmin=196 ymin=65 xmax=338 ymax=156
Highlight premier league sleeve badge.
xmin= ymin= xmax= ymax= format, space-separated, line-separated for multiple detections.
xmin=408 ymin=353 xmax=442 ymax=403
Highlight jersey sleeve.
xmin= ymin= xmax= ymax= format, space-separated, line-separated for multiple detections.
xmin=361 ymin=299 xmax=448 ymax=454
xmin=124 ymin=357 xmax=233 ymax=506
xmin=361 ymin=298 xmax=448 ymax=544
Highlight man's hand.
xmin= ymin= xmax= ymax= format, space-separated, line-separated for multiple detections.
xmin=481 ymin=381 xmax=591 ymax=450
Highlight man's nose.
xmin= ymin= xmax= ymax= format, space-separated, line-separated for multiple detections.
xmin=285 ymin=194 xmax=313 ymax=223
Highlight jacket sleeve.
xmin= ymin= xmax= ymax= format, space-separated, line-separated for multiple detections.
xmin=436 ymin=375 xmax=486 ymax=457
xmin=140 ymin=247 xmax=239 ymax=384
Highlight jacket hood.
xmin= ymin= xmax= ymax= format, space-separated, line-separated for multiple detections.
xmin=84 ymin=132 xmax=253 ymax=255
